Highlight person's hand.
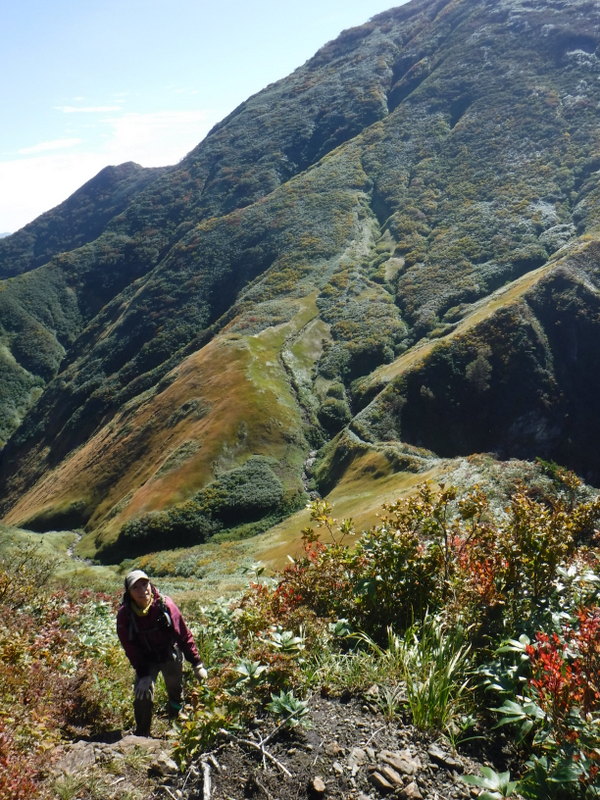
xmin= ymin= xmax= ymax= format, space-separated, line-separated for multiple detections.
xmin=135 ymin=675 xmax=154 ymax=700
xmin=193 ymin=663 xmax=208 ymax=681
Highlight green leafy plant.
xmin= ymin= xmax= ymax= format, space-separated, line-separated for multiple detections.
xmin=374 ymin=683 xmax=406 ymax=721
xmin=463 ymin=766 xmax=519 ymax=799
xmin=396 ymin=613 xmax=473 ymax=734
xmin=261 ymin=627 xmax=306 ymax=655
xmin=265 ymin=690 xmax=309 ymax=728
xmin=233 ymin=659 xmax=268 ymax=686
xmin=328 ymin=618 xmax=353 ymax=638
xmin=173 ymin=684 xmax=250 ymax=767
xmin=490 ymin=607 xmax=600 ymax=797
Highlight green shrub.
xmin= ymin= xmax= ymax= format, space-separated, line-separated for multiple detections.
xmin=317 ymin=397 xmax=351 ymax=433
xmin=325 ymin=382 xmax=346 ymax=400
xmin=211 ymin=456 xmax=284 ymax=524
xmin=117 ymin=506 xmax=221 ymax=555
xmin=266 ymin=689 xmax=309 ymax=728
xmin=489 ymin=604 xmax=600 ymax=798
xmin=245 ymin=482 xmax=600 ymax=647
xmin=0 ymin=534 xmax=59 ymax=609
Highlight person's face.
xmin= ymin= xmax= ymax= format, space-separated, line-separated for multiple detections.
xmin=129 ymin=578 xmax=152 ymax=607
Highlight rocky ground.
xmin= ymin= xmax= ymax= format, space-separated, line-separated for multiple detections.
xmin=52 ymin=692 xmax=507 ymax=800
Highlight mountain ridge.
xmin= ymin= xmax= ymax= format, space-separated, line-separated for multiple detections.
xmin=1 ymin=0 xmax=600 ymax=562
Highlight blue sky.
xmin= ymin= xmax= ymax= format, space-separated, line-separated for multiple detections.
xmin=1 ymin=0 xmax=408 ymax=234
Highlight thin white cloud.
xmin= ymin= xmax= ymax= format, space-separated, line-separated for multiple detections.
xmin=102 ymin=109 xmax=218 ymax=165
xmin=56 ymin=105 xmax=123 ymax=113
xmin=18 ymin=138 xmax=82 ymax=155
xmin=0 ymin=107 xmax=224 ymax=233
xmin=172 ymin=87 xmax=200 ymax=96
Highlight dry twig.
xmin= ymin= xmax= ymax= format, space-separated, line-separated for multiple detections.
xmin=363 ymin=725 xmax=386 ymax=747
xmin=202 ymin=759 xmax=211 ymax=800
xmin=208 ymin=753 xmax=222 ymax=771
xmin=253 ymin=775 xmax=274 ymax=799
xmin=218 ymin=728 xmax=293 ymax=777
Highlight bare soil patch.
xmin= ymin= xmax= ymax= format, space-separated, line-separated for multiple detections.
xmin=53 ymin=693 xmax=499 ymax=799
xmin=162 ymin=693 xmax=489 ymax=800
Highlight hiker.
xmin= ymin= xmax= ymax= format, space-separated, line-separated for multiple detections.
xmin=116 ymin=569 xmax=207 ymax=736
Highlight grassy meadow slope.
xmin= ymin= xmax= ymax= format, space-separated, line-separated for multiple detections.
xmin=1 ymin=0 xmax=600 ymax=563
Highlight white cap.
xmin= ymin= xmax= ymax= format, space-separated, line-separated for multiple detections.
xmin=124 ymin=569 xmax=150 ymax=591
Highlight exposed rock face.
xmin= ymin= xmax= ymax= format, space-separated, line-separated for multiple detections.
xmin=1 ymin=0 xmax=600 ymax=556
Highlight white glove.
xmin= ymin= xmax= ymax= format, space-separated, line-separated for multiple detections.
xmin=135 ymin=675 xmax=154 ymax=700
xmin=193 ymin=663 xmax=208 ymax=681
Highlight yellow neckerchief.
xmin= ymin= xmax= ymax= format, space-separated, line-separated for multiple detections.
xmin=131 ymin=597 xmax=153 ymax=616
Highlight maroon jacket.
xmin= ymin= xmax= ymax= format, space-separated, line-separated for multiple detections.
xmin=116 ymin=586 xmax=201 ymax=677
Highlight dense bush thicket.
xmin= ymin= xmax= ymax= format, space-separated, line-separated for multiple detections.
xmin=111 ymin=456 xmax=287 ymax=558
xmin=2 ymin=473 xmax=599 ymax=798
xmin=180 ymin=473 xmax=600 ymax=798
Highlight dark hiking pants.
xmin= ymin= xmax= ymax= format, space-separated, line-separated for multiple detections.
xmin=133 ymin=648 xmax=183 ymax=735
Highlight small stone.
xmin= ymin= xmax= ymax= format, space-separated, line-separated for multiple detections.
xmin=366 ymin=747 xmax=377 ymax=761
xmin=312 ymin=776 xmax=326 ymax=794
xmin=325 ymin=741 xmax=344 ymax=756
xmin=370 ymin=770 xmax=395 ymax=791
xmin=149 ymin=753 xmax=178 ymax=777
xmin=349 ymin=747 xmax=368 ymax=767
xmin=379 ymin=749 xmax=421 ymax=776
xmin=400 ymin=781 xmax=423 ymax=799
xmin=365 ymin=684 xmax=380 ymax=697
xmin=332 ymin=761 xmax=344 ymax=775
xmin=349 ymin=746 xmax=368 ymax=777
xmin=379 ymin=765 xmax=404 ymax=787
xmin=427 ymin=744 xmax=464 ymax=772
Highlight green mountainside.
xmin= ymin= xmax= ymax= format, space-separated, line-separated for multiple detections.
xmin=1 ymin=0 xmax=600 ymax=562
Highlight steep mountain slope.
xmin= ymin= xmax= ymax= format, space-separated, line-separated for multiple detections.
xmin=0 ymin=162 xmax=165 ymax=279
xmin=1 ymin=0 xmax=599 ymax=560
